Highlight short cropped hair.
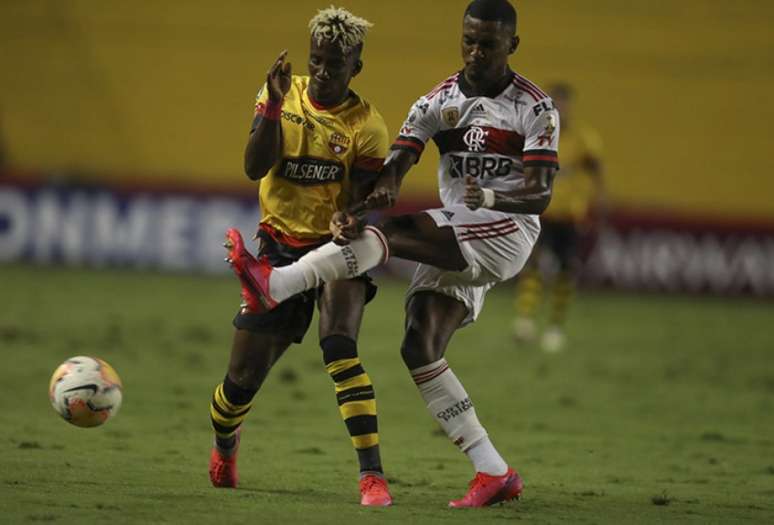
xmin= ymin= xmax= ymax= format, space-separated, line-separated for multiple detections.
xmin=464 ymin=0 xmax=517 ymax=30
xmin=309 ymin=6 xmax=373 ymax=54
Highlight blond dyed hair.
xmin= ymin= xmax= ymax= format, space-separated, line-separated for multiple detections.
xmin=309 ymin=5 xmax=373 ymax=54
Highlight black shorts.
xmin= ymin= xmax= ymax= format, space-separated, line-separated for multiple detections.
xmin=539 ymin=218 xmax=580 ymax=271
xmin=233 ymin=231 xmax=377 ymax=344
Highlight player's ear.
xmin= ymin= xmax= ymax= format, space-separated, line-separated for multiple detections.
xmin=509 ymin=36 xmax=519 ymax=54
xmin=352 ymin=59 xmax=363 ymax=77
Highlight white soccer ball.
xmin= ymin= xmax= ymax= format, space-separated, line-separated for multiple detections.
xmin=49 ymin=356 xmax=123 ymax=427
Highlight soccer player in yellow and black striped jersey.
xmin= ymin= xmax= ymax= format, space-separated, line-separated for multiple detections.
xmin=513 ymin=82 xmax=605 ymax=352
xmin=208 ymin=7 xmax=392 ymax=506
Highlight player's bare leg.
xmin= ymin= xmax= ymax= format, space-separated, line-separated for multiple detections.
xmin=377 ymin=213 xmax=468 ymax=272
xmin=317 ymin=279 xmax=392 ymax=506
xmin=209 ymin=329 xmax=293 ymax=488
xmin=402 ymin=292 xmax=523 ymax=507
xmin=224 ymin=213 xmax=467 ymax=311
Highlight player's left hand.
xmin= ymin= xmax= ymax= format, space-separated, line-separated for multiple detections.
xmin=330 ymin=211 xmax=363 ymax=245
xmin=464 ymin=175 xmax=484 ymax=210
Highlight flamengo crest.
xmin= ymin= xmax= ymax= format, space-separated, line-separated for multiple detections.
xmin=463 ymin=126 xmax=488 ymax=152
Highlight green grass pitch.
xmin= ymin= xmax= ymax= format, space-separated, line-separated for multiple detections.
xmin=1 ymin=264 xmax=773 ymax=524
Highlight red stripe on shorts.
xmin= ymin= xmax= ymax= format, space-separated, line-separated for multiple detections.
xmin=459 ymin=223 xmax=519 ymax=242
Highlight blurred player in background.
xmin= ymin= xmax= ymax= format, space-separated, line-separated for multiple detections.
xmin=208 ymin=7 xmax=392 ymax=506
xmin=512 ymin=83 xmax=604 ymax=352
xmin=225 ymin=0 xmax=557 ymax=508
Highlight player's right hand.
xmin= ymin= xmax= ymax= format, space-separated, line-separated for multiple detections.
xmin=364 ymin=188 xmax=393 ymax=210
xmin=464 ymin=175 xmax=484 ymax=210
xmin=364 ymin=178 xmax=399 ymax=210
xmin=267 ymin=50 xmax=292 ymax=101
xmin=330 ymin=211 xmax=362 ymax=245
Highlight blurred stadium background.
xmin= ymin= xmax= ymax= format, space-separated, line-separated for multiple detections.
xmin=2 ymin=1 xmax=774 ymax=523
xmin=2 ymin=0 xmax=773 ymax=293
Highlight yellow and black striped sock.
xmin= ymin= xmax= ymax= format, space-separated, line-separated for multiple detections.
xmin=549 ymin=271 xmax=576 ymax=327
xmin=210 ymin=375 xmax=256 ymax=452
xmin=321 ymin=335 xmax=381 ymax=473
xmin=516 ymin=267 xmax=543 ymax=319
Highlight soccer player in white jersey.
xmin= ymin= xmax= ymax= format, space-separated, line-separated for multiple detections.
xmin=224 ymin=0 xmax=559 ymax=508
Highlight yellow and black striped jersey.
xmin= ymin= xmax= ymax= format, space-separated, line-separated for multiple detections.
xmin=253 ymin=75 xmax=389 ymax=242
xmin=543 ymin=123 xmax=603 ymax=223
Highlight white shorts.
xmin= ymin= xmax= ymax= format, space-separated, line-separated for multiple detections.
xmin=405 ymin=205 xmax=540 ymax=326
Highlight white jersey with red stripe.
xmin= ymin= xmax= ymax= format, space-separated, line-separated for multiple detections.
xmin=392 ymin=70 xmax=560 ymax=232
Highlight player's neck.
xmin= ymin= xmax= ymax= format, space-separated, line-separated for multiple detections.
xmin=308 ymin=90 xmax=351 ymax=110
xmin=460 ymin=67 xmax=513 ymax=98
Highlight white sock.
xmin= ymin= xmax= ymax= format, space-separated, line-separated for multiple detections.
xmin=269 ymin=226 xmax=388 ymax=303
xmin=466 ymin=438 xmax=508 ymax=476
xmin=410 ymin=359 xmax=508 ymax=475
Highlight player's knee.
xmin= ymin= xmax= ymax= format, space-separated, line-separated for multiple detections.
xmin=375 ymin=215 xmax=414 ymax=242
xmin=401 ymin=321 xmax=436 ymax=368
xmin=227 ymin=346 xmax=279 ymax=391
xmin=318 ymin=303 xmax=362 ymax=340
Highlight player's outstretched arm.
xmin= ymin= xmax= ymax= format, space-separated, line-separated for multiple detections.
xmin=464 ymin=166 xmax=557 ymax=215
xmin=330 ymin=169 xmax=379 ymax=244
xmin=361 ymin=148 xmax=418 ymax=211
xmin=330 ymin=149 xmax=416 ymax=243
xmin=244 ymin=50 xmax=291 ymax=180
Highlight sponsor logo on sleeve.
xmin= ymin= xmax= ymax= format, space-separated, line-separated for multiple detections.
xmin=532 ymin=99 xmax=555 ymax=116
xmin=537 ymin=114 xmax=557 ymax=147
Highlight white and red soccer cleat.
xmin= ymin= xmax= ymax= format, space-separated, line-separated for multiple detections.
xmin=209 ymin=430 xmax=241 ymax=488
xmin=448 ymin=467 xmax=523 ymax=508
xmin=223 ymin=228 xmax=279 ymax=313
xmin=359 ymin=474 xmax=393 ymax=506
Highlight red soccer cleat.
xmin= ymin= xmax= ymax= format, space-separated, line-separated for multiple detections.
xmin=359 ymin=474 xmax=393 ymax=506
xmin=209 ymin=430 xmax=241 ymax=488
xmin=448 ymin=467 xmax=523 ymax=508
xmin=223 ymin=228 xmax=278 ymax=313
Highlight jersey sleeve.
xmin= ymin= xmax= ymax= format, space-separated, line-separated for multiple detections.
xmin=390 ymin=96 xmax=441 ymax=161
xmin=353 ymin=110 xmax=390 ymax=174
xmin=522 ymin=97 xmax=561 ymax=170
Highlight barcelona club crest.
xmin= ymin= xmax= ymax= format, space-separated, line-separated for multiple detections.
xmin=442 ymin=107 xmax=460 ymax=127
xmin=329 ymin=132 xmax=351 ymax=155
